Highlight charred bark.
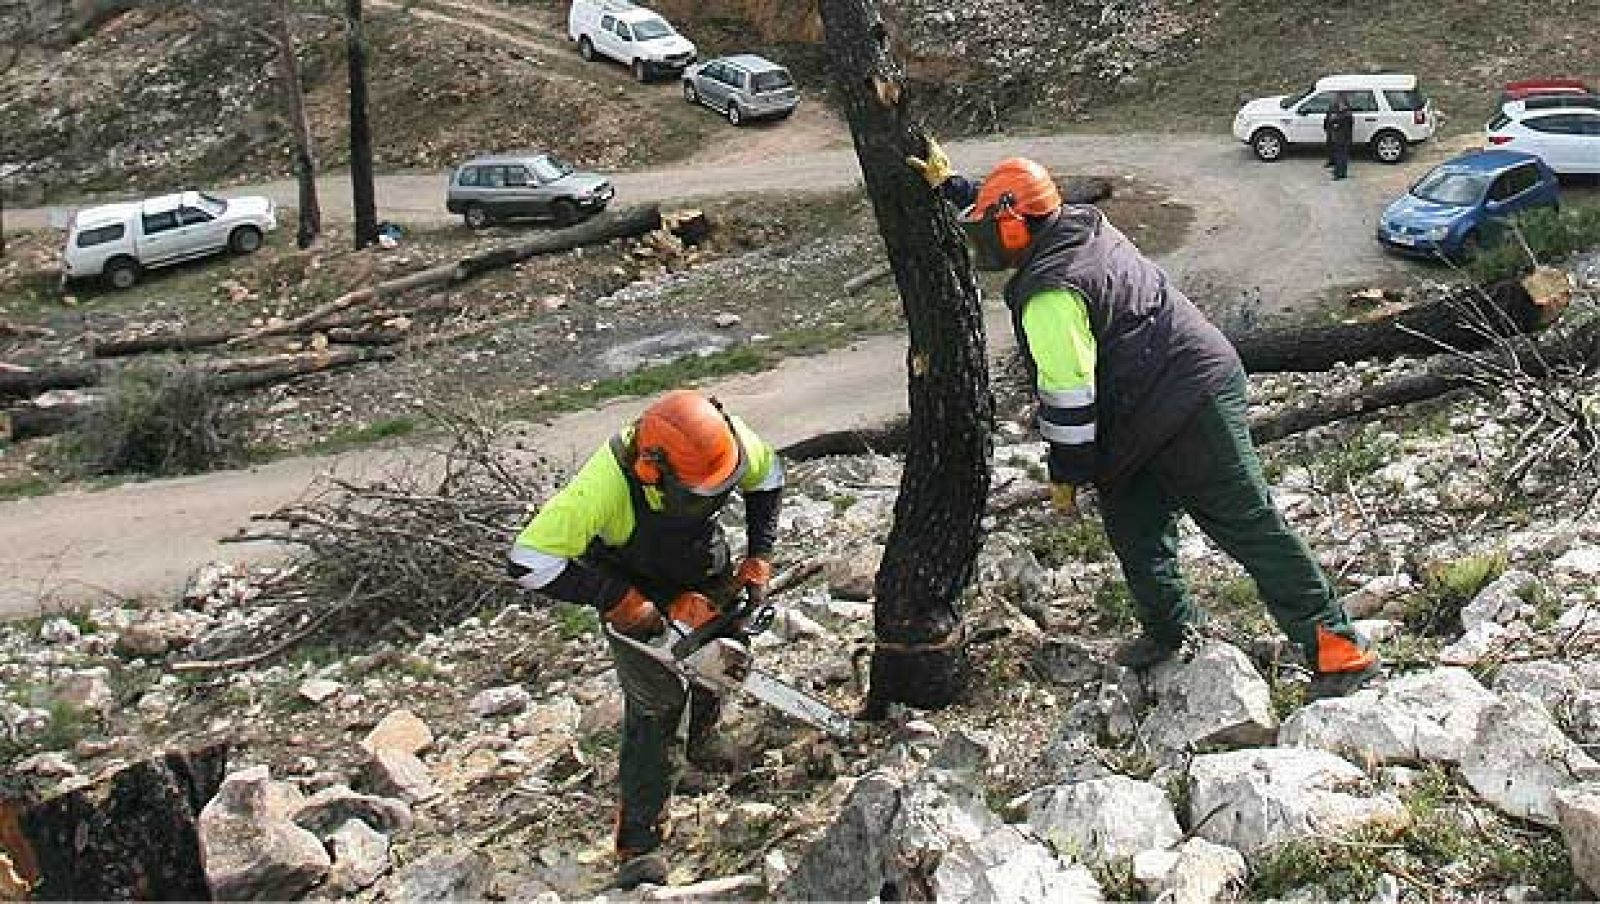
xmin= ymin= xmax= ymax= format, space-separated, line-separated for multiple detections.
xmin=1230 ymin=279 xmax=1546 ymax=373
xmin=0 ymin=364 xmax=99 ymax=400
xmin=820 ymin=0 xmax=993 ymax=713
xmin=274 ymin=0 xmax=321 ymax=249
xmin=345 ymin=0 xmax=378 ymax=249
xmin=6 ymin=744 xmax=228 ymax=900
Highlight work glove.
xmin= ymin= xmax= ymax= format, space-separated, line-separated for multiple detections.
xmin=905 ymin=136 xmax=953 ymax=189
xmin=605 ymin=587 xmax=664 ymax=638
xmin=1050 ymin=483 xmax=1080 ymax=518
xmin=735 ymin=556 xmax=773 ymax=605
xmin=665 ymin=590 xmax=720 ymax=632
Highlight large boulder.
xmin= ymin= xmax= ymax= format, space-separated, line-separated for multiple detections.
xmin=1461 ymin=693 xmax=1600 ymax=826
xmin=1138 ymin=640 xmax=1277 ymax=759
xmin=1024 ymin=776 xmax=1182 ymax=865
xmin=197 ymin=766 xmax=330 ymax=901
xmin=1495 ymin=660 xmax=1600 ymax=744
xmin=7 ymin=744 xmax=228 ymax=900
xmin=1279 ymin=667 xmax=1496 ymax=765
xmin=1186 ymin=748 xmax=1406 ymax=853
xmin=782 ymin=767 xmax=1101 ymax=903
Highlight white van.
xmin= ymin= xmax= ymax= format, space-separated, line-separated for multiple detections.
xmin=1232 ymin=73 xmax=1438 ymax=164
xmin=568 ymin=0 xmax=696 ymax=83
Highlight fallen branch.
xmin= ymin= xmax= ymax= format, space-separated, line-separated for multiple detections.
xmin=844 ymin=264 xmax=891 ymax=295
xmin=226 ymin=205 xmax=664 ymax=345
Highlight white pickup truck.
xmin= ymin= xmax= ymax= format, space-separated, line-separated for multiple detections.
xmin=568 ymin=0 xmax=696 ymax=82
xmin=63 ymin=190 xmax=277 ymax=289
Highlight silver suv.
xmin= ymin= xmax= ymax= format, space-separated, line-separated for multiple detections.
xmin=682 ymin=55 xmax=799 ymax=126
xmin=445 ymin=153 xmax=614 ymax=229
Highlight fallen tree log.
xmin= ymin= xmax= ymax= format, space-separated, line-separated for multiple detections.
xmin=228 ymin=205 xmax=665 ymax=346
xmin=1230 ymin=278 xmax=1553 ymax=373
xmin=93 ymin=309 xmax=419 ymax=358
xmin=0 ymin=364 xmax=99 ymax=400
xmin=0 ymin=404 xmax=85 ymax=443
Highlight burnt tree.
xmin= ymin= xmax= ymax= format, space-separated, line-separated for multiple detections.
xmin=274 ymin=0 xmax=321 ymax=249
xmin=345 ymin=0 xmax=378 ymax=249
xmin=820 ymin=0 xmax=993 ymax=713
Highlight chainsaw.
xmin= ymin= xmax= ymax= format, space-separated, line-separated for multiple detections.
xmin=603 ymin=587 xmax=854 ymax=739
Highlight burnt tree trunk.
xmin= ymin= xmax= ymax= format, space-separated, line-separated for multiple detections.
xmin=345 ymin=0 xmax=378 ymax=249
xmin=820 ymin=0 xmax=993 ymax=713
xmin=274 ymin=0 xmax=321 ymax=249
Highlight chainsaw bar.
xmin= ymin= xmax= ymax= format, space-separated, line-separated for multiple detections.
xmin=740 ymin=668 xmax=854 ymax=739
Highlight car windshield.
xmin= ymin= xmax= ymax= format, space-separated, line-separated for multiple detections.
xmin=531 ymin=156 xmax=573 ymax=182
xmin=1412 ymin=169 xmax=1488 ymax=206
xmin=196 ymin=192 xmax=227 ymax=216
xmin=632 ymin=19 xmax=671 ymax=40
xmin=752 ymin=70 xmax=794 ymax=93
xmin=1279 ymin=88 xmax=1311 ymax=109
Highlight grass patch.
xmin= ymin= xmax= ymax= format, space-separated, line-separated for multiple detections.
xmin=1030 ymin=519 xmax=1114 ymax=567
xmin=1093 ymin=580 xmax=1139 ymax=630
xmin=1404 ymin=550 xmax=1508 ymax=635
xmin=1305 ymin=426 xmax=1399 ymax=488
xmin=309 ymin=416 xmax=419 ymax=454
xmin=554 ymin=602 xmax=600 ymax=640
xmin=0 ymin=474 xmax=58 ymax=501
xmin=1248 ymin=767 xmax=1579 ymax=900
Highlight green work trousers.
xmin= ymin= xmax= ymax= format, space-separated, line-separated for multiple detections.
xmin=1099 ymin=368 xmax=1359 ymax=664
xmin=607 ymin=631 xmax=720 ymax=855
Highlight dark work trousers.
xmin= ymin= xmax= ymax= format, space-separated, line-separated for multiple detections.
xmin=1331 ymin=140 xmax=1351 ymax=179
xmin=608 ymin=616 xmax=725 ymax=855
xmin=1098 ymin=368 xmax=1362 ymax=665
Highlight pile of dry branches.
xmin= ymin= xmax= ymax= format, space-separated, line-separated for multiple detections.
xmin=188 ymin=405 xmax=562 ymax=665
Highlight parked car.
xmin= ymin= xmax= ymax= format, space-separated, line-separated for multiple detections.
xmin=1487 ymin=101 xmax=1600 ymax=174
xmin=568 ymin=0 xmax=696 ymax=82
xmin=1233 ymin=73 xmax=1437 ymax=164
xmin=1500 ymin=78 xmax=1595 ymax=104
xmin=62 ymin=190 xmax=276 ymax=290
xmin=1375 ymin=150 xmax=1559 ymax=261
xmin=682 ymin=55 xmax=799 ymax=126
xmin=446 ymin=153 xmax=614 ymax=229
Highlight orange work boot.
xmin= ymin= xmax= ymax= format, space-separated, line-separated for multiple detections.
xmin=1308 ymin=625 xmax=1381 ymax=700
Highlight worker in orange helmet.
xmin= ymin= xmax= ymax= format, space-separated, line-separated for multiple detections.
xmin=507 ymin=389 xmax=784 ymax=890
xmin=908 ymin=140 xmax=1380 ymax=698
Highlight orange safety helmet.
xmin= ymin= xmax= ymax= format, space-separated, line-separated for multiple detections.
xmin=959 ymin=158 xmax=1063 ymax=270
xmin=631 ymin=389 xmax=747 ymax=496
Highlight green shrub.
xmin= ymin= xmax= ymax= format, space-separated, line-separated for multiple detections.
xmin=61 ymin=367 xmax=246 ymax=477
xmin=1468 ymin=205 xmax=1600 ymax=284
xmin=1307 ymin=426 xmax=1398 ymax=488
xmin=1405 ymin=550 xmax=1508 ymax=635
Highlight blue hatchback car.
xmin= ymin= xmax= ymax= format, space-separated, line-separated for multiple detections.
xmin=1376 ymin=149 xmax=1559 ymax=260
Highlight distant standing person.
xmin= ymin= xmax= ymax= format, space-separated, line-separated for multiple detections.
xmin=1325 ymin=93 xmax=1355 ymax=180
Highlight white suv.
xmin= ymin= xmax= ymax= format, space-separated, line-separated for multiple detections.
xmin=1233 ymin=74 xmax=1438 ymax=164
xmin=568 ymin=0 xmax=696 ymax=83
xmin=62 ymin=190 xmax=277 ymax=290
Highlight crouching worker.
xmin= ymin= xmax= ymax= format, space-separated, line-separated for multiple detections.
xmin=506 ymin=389 xmax=783 ymax=890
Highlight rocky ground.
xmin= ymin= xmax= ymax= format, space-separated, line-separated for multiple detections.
xmin=4 ymin=277 xmax=1600 ymax=900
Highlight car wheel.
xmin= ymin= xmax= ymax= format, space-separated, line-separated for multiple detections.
xmin=1250 ymin=128 xmax=1286 ymax=162
xmin=464 ymin=203 xmax=491 ymax=230
xmin=1373 ymin=131 xmax=1407 ymax=164
xmin=727 ymin=102 xmax=743 ymax=126
xmin=104 ymin=257 xmax=139 ymax=290
xmin=228 ymin=226 xmax=263 ymax=254
xmin=632 ymin=59 xmax=648 ymax=83
xmin=552 ymin=200 xmax=579 ymax=227
xmin=683 ymin=80 xmax=698 ymax=104
xmin=579 ymin=36 xmax=595 ymax=62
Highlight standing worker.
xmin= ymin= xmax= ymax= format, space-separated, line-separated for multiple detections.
xmin=507 ymin=389 xmax=784 ymax=889
xmin=906 ymin=140 xmax=1380 ymax=699
xmin=1325 ymin=92 xmax=1355 ymax=181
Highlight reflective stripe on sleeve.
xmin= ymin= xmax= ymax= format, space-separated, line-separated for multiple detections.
xmin=508 ymin=544 xmax=570 ymax=590
xmin=1038 ymin=385 xmax=1096 ymax=409
xmin=1040 ymin=419 xmax=1097 ymax=445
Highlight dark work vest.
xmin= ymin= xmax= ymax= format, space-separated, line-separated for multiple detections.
xmin=1005 ymin=206 xmax=1242 ymax=487
xmin=581 ymin=435 xmax=732 ymax=602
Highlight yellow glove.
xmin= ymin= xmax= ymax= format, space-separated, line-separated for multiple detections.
xmin=905 ymin=136 xmax=953 ymax=188
xmin=1050 ymin=483 xmax=1079 ymax=517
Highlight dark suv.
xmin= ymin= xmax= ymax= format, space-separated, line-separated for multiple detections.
xmin=446 ymin=153 xmax=614 ymax=228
